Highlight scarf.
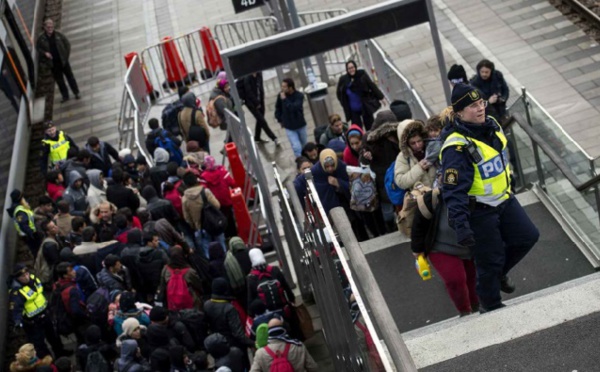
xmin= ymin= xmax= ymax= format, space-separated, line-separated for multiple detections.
xmin=268 ymin=325 xmax=302 ymax=346
xmin=224 ymin=237 xmax=246 ymax=289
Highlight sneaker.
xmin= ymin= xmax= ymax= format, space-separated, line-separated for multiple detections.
xmin=479 ymin=303 xmax=506 ymax=314
xmin=274 ymin=138 xmax=281 ymax=147
xmin=500 ymin=275 xmax=515 ymax=293
xmin=254 ymin=138 xmax=268 ymax=143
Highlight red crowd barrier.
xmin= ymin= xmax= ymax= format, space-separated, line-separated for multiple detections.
xmin=124 ymin=52 xmax=158 ymax=100
xmin=225 ymin=142 xmax=255 ymax=200
xmin=161 ymin=36 xmax=196 ymax=88
xmin=199 ymin=27 xmax=223 ymax=74
xmin=231 ymin=187 xmax=262 ymax=246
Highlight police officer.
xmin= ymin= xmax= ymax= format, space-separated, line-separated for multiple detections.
xmin=40 ymin=121 xmax=78 ymax=175
xmin=6 ymin=189 xmax=41 ymax=257
xmin=440 ymin=83 xmax=539 ymax=312
xmin=8 ymin=263 xmax=67 ymax=358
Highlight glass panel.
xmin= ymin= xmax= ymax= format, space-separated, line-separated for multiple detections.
xmin=11 ymin=1 xmax=36 ymax=51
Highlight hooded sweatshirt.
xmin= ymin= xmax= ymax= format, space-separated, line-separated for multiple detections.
xmin=116 ymin=339 xmax=143 ymax=372
xmin=63 ymin=170 xmax=89 ymax=217
xmin=343 ymin=124 xmax=364 ymax=166
xmin=86 ymin=169 xmax=107 ymax=208
xmin=201 ymin=163 xmax=236 ymax=207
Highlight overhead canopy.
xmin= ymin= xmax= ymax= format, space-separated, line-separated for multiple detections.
xmin=221 ymin=0 xmax=430 ymax=77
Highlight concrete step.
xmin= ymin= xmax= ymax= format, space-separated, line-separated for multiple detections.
xmin=403 ymin=272 xmax=600 ymax=369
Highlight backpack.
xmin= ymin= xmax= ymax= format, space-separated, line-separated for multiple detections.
xmin=200 ymin=188 xmax=227 ymax=236
xmin=384 ymin=161 xmax=406 ymax=206
xmin=86 ymin=287 xmax=110 ymax=328
xmin=206 ymin=95 xmax=225 ymax=129
xmin=166 ymin=266 xmax=195 ymax=310
xmin=154 ymin=130 xmax=183 ymax=165
xmin=50 ymin=282 xmax=75 ymax=336
xmin=347 ymin=166 xmax=378 ymax=212
xmin=251 ymin=266 xmax=287 ymax=311
xmin=34 ymin=238 xmax=56 ymax=284
xmin=235 ymin=79 xmax=246 ymax=102
xmin=161 ymin=100 xmax=184 ymax=135
xmin=397 ymin=182 xmax=432 ymax=236
xmin=85 ymin=350 xmax=110 ymax=372
xmin=264 ymin=343 xmax=294 ymax=372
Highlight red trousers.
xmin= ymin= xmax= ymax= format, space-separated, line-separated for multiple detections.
xmin=428 ymin=252 xmax=478 ymax=314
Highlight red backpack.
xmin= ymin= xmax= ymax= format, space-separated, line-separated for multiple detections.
xmin=264 ymin=343 xmax=294 ymax=372
xmin=251 ymin=266 xmax=287 ymax=312
xmin=166 ymin=267 xmax=194 ymax=310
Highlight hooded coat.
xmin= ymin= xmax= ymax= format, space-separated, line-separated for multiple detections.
xmin=181 ymin=185 xmax=220 ymax=231
xmin=63 ymin=170 xmax=89 ymax=217
xmin=201 ymin=165 xmax=236 ymax=207
xmin=209 ymin=86 xmax=234 ymax=121
xmin=86 ymin=169 xmax=107 ymax=208
xmin=336 ymin=66 xmax=384 ymax=122
xmin=150 ymin=148 xmax=170 ymax=195
xmin=115 ymin=339 xmax=149 ymax=372
xmin=393 ymin=120 xmax=437 ymax=190
xmin=204 ymin=333 xmax=246 ymax=372
xmin=359 ymin=115 xmax=400 ymax=204
xmin=138 ymin=246 xmax=169 ymax=297
xmin=141 ymin=186 xmax=179 ymax=227
xmin=85 ymin=141 xmax=120 ymax=175
xmin=178 ymin=92 xmax=210 ymax=145
xmin=343 ymin=124 xmax=364 ymax=166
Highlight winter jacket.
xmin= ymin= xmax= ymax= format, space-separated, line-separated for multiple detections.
xmin=336 ymin=70 xmax=384 ymax=121
xmin=36 ymin=30 xmax=70 ymax=69
xmin=142 ymin=186 xmax=180 ymax=227
xmin=149 ymin=164 xmax=169 ymax=196
xmin=201 ymin=166 xmax=236 ymax=207
xmin=319 ymin=123 xmax=348 ymax=147
xmin=138 ymin=247 xmax=168 ymax=296
xmin=209 ymin=87 xmax=234 ymax=121
xmin=394 ymin=120 xmax=437 ymax=190
xmin=360 ymin=121 xmax=400 ymax=204
xmin=162 ymin=177 xmax=184 ymax=216
xmin=159 ymin=264 xmax=204 ymax=309
xmin=86 ymin=141 xmax=120 ymax=175
xmin=53 ymin=277 xmax=88 ymax=320
xmin=470 ymin=69 xmax=509 ymax=103
xmin=115 ymin=339 xmax=151 ymax=372
xmin=151 ymin=218 xmax=188 ymax=248
xmin=204 ymin=333 xmax=246 ymax=372
xmin=47 ymin=182 xmax=65 ymax=201
xmin=146 ymin=128 xmax=182 ymax=159
xmin=251 ymin=339 xmax=319 ymax=372
xmin=178 ymin=107 xmax=210 ymax=144
xmin=63 ymin=171 xmax=89 ymax=217
xmin=204 ymin=299 xmax=254 ymax=349
xmin=242 ymin=73 xmax=265 ymax=110
xmin=275 ymin=90 xmax=307 ymax=130
xmin=295 ymin=160 xmax=350 ymax=215
xmin=54 ymin=213 xmax=73 ymax=238
xmin=107 ymin=183 xmax=140 ymax=212
xmin=182 ymin=185 xmax=220 ymax=231
xmin=86 ymin=169 xmax=107 ymax=208
xmin=343 ymin=124 xmax=364 ymax=166
xmin=62 ymin=159 xmax=89 ymax=187
xmin=96 ymin=267 xmax=132 ymax=292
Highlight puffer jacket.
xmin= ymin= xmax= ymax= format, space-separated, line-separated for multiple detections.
xmin=393 ymin=120 xmax=437 ymax=190
xmin=201 ymin=166 xmax=236 ymax=207
xmin=204 ymin=299 xmax=254 ymax=350
xmin=181 ymin=185 xmax=220 ymax=231
xmin=209 ymin=87 xmax=234 ymax=120
xmin=251 ymin=339 xmax=319 ymax=372
xmin=359 ymin=121 xmax=399 ymax=204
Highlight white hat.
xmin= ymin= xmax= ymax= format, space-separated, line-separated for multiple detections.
xmin=249 ymin=248 xmax=266 ymax=267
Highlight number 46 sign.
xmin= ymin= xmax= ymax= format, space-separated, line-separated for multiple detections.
xmin=233 ymin=0 xmax=265 ymax=13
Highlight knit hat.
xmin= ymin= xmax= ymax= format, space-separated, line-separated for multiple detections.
xmin=110 ymin=289 xmax=122 ymax=303
xmin=326 ymin=139 xmax=346 ymax=154
xmin=211 ymin=277 xmax=233 ymax=299
xmin=204 ymin=155 xmax=216 ymax=170
xmin=249 ymin=298 xmax=267 ymax=317
xmin=186 ymin=140 xmax=200 ymax=153
xmin=149 ymin=306 xmax=168 ymax=322
xmin=217 ymin=71 xmax=227 ymax=81
xmin=10 ymin=189 xmax=23 ymax=204
xmin=85 ymin=325 xmax=102 ymax=344
xmin=389 ymin=101 xmax=412 ymax=122
xmin=451 ymin=83 xmax=482 ymax=113
xmin=249 ymin=248 xmax=266 ymax=267
xmin=447 ymin=64 xmax=468 ymax=85
xmin=319 ymin=149 xmax=338 ymax=170
xmin=122 ymin=317 xmax=140 ymax=336
xmin=119 ymin=148 xmax=132 ymax=159
xmin=123 ymin=154 xmax=136 ymax=165
xmin=119 ymin=291 xmax=137 ymax=312
xmin=372 ymin=110 xmax=398 ymax=129
xmin=136 ymin=154 xmax=147 ymax=166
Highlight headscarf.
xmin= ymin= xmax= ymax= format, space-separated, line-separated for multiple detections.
xmin=319 ymin=149 xmax=337 ymax=169
xmin=346 ymin=60 xmax=358 ymax=77
xmin=224 ymin=237 xmax=246 ymax=289
xmin=204 ymin=155 xmax=216 ymax=171
xmin=217 ymin=79 xmax=228 ymax=91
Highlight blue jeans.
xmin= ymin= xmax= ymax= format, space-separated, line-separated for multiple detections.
xmin=195 ymin=230 xmax=226 ymax=258
xmin=285 ymin=126 xmax=308 ymax=157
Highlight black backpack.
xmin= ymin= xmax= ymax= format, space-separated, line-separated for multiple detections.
xmin=50 ymin=283 xmax=75 ymax=336
xmin=200 ymin=188 xmax=227 ymax=236
xmin=85 ymin=350 xmax=110 ymax=372
xmin=86 ymin=287 xmax=110 ymax=328
xmin=161 ymin=100 xmax=184 ymax=135
xmin=178 ymin=309 xmax=208 ymax=348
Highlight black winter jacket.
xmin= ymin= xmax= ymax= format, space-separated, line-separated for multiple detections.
xmin=106 ymin=184 xmax=140 ymax=212
xmin=275 ymin=91 xmax=306 ymax=130
xmin=242 ymin=73 xmax=265 ymax=110
xmin=85 ymin=142 xmax=120 ymax=175
xmin=137 ymin=247 xmax=168 ymax=295
xmin=203 ymin=299 xmax=254 ymax=349
xmin=96 ymin=267 xmax=131 ymax=292
xmin=336 ymin=70 xmax=384 ymax=121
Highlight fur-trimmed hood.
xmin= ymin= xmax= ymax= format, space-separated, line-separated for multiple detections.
xmin=398 ymin=119 xmax=427 ymax=155
xmin=365 ymin=122 xmax=397 ymax=143
xmin=89 ymin=201 xmax=118 ymax=224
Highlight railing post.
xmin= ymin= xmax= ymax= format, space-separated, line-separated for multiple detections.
xmin=506 ymin=126 xmax=526 ymax=190
xmin=522 ymin=87 xmax=546 ymax=191
xmin=589 ymin=159 xmax=600 ymax=229
xmin=425 ymin=0 xmax=451 ymax=105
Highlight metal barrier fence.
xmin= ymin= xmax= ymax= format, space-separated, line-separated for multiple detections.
xmin=224 ymin=109 xmax=294 ymax=284
xmin=302 ymin=171 xmax=381 ymax=371
xmin=214 ymin=16 xmax=279 ymax=50
xmin=140 ymin=28 xmax=221 ymax=105
xmin=117 ymin=54 xmax=153 ymax=164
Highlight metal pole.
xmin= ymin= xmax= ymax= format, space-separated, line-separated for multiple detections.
xmin=589 ymin=159 xmax=600 ymax=229
xmin=425 ymin=0 xmax=451 ymax=105
xmin=280 ymin=0 xmax=309 ymax=87
xmin=522 ymin=87 xmax=546 ymax=191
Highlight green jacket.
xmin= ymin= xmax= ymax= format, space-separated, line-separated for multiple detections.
xmin=36 ymin=31 xmax=71 ymax=69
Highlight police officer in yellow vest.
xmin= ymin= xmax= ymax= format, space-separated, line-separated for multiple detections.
xmin=440 ymin=84 xmax=539 ymax=313
xmin=40 ymin=121 xmax=78 ymax=175
xmin=9 ymin=263 xmax=67 ymax=358
xmin=6 ymin=189 xmax=42 ymax=257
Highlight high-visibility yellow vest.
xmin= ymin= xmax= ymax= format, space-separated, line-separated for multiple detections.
xmin=13 ymin=205 xmax=35 ymax=237
xmin=42 ymin=131 xmax=69 ymax=164
xmin=19 ymin=276 xmax=47 ymax=318
xmin=441 ymin=125 xmax=511 ymax=207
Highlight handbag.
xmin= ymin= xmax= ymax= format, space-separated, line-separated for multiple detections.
xmin=200 ymin=188 xmax=228 ymax=236
xmin=293 ymin=302 xmax=315 ymax=340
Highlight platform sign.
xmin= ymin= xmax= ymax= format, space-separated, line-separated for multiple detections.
xmin=233 ymin=0 xmax=265 ymax=13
